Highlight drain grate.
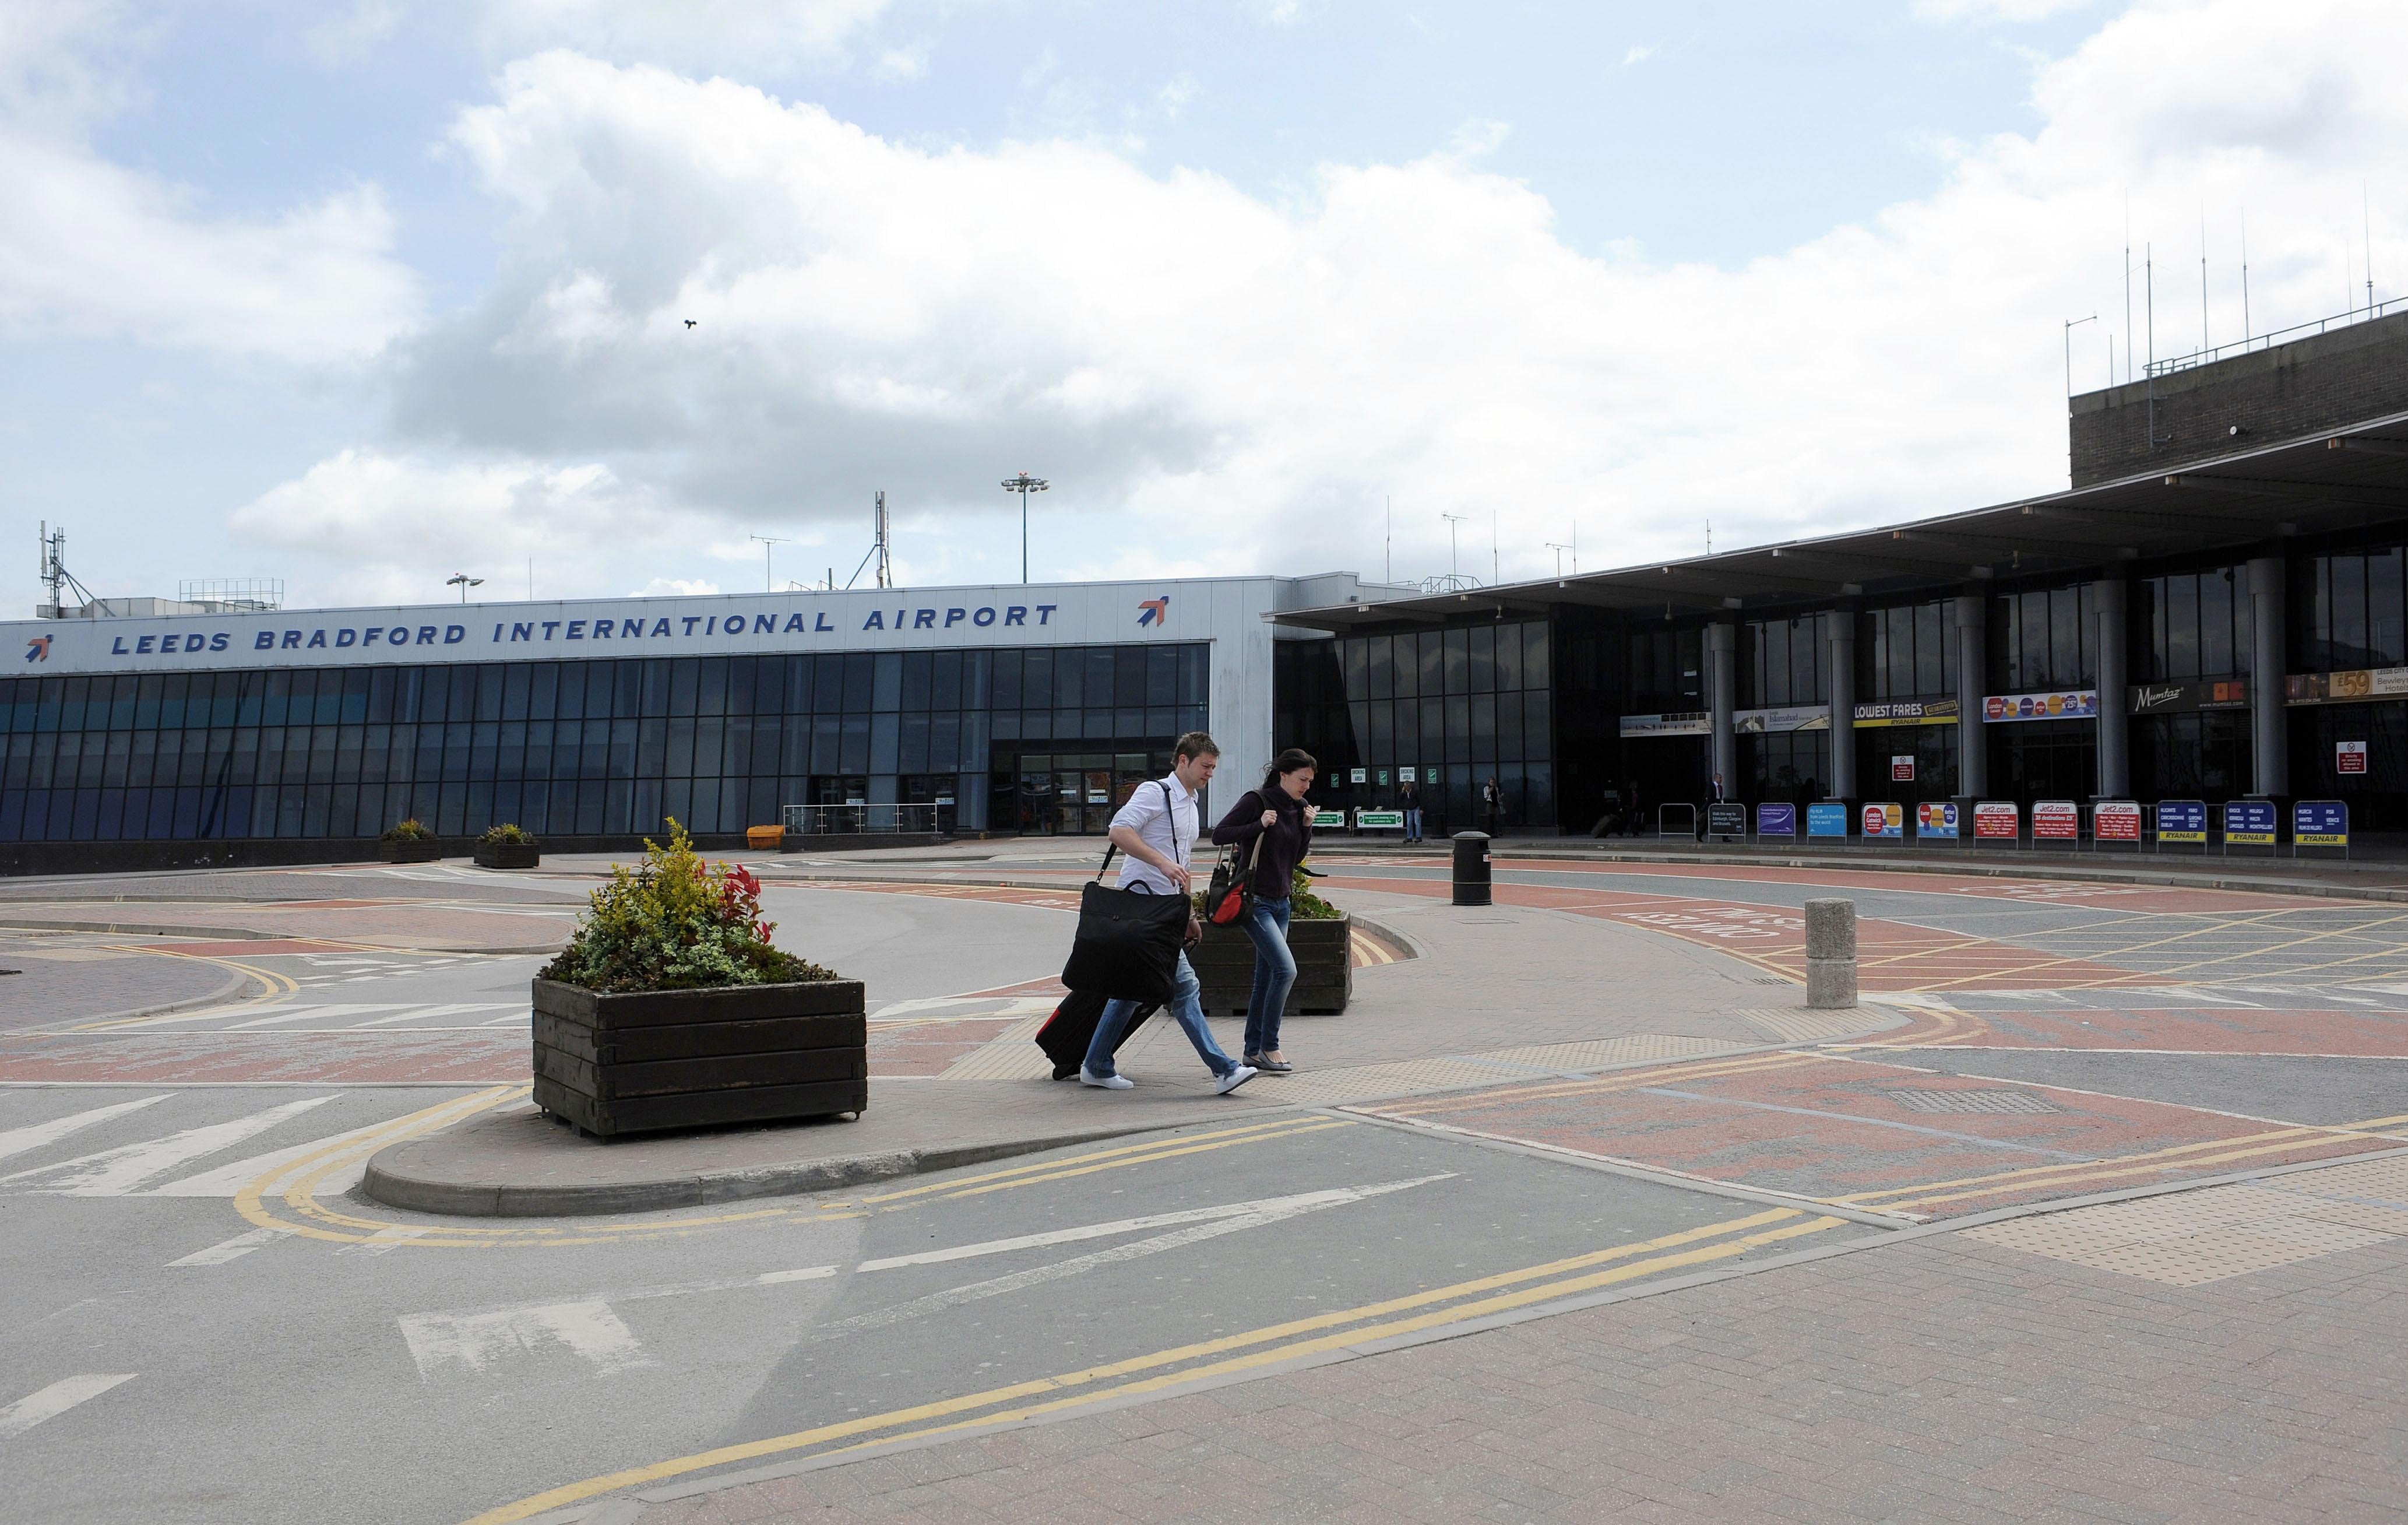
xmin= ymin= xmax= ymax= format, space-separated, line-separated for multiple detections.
xmin=1884 ymin=1087 xmax=2061 ymax=1115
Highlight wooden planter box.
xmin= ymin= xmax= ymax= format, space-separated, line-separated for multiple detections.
xmin=381 ymin=838 xmax=440 ymax=863
xmin=1191 ymin=912 xmax=1351 ymax=1017
xmin=474 ymin=842 xmax=541 ymax=869
xmin=531 ymin=976 xmax=867 ymax=1139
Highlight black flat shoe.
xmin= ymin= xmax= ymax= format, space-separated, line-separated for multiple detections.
xmin=1249 ymin=1055 xmax=1294 ymax=1073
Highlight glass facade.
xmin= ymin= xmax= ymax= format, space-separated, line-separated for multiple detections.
xmin=1274 ymin=623 xmax=1555 ymax=834
xmin=0 ymin=643 xmax=1207 ymax=844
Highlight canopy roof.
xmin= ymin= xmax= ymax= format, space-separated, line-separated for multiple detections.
xmin=1271 ymin=410 xmax=2408 ymax=631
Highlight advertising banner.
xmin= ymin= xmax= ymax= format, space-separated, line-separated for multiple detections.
xmin=1399 ymin=767 xmax=1417 ymax=783
xmin=2294 ymin=800 xmax=2349 ymax=848
xmin=1851 ymin=700 xmax=1959 ymax=728
xmin=2155 ymin=800 xmax=2208 ymax=844
xmin=2129 ymin=680 xmax=2248 ymax=714
xmin=2224 ymin=799 xmax=2277 ymax=846
xmin=1916 ymin=801 xmax=1959 ymax=838
xmin=2337 ymin=740 xmax=2368 ymax=775
xmin=1355 ymin=809 xmax=1404 ymax=830
xmin=2033 ymin=800 xmax=2080 ymax=841
xmin=1350 ymin=767 xmax=1366 ymax=783
xmin=1984 ymin=690 xmax=2099 ymax=723
xmin=1891 ymin=755 xmax=1914 ymax=782
xmin=1862 ymin=802 xmax=1905 ymax=840
xmin=1734 ymin=705 xmax=1832 ymax=733
xmin=1806 ymin=802 xmax=1850 ymax=839
xmin=1973 ymin=800 xmax=2020 ymax=840
xmin=1756 ymin=802 xmax=1797 ymax=837
xmin=2093 ymin=801 xmax=2143 ymax=842
xmin=2286 ymin=668 xmax=2408 ymax=704
xmin=1706 ymin=803 xmax=1749 ymax=838
xmin=1619 ymin=712 xmax=1711 ymax=737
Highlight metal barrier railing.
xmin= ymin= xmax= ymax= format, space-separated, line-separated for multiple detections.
xmin=782 ymin=803 xmax=944 ymax=835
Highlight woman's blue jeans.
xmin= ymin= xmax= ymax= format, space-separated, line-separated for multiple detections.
xmin=1240 ymin=895 xmax=1296 ymax=1056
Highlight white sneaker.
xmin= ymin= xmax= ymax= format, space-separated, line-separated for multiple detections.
xmin=1215 ymin=1064 xmax=1259 ymax=1095
xmin=1079 ymin=1068 xmax=1133 ymax=1090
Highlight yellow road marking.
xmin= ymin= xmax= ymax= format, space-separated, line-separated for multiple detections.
xmin=69 ymin=946 xmax=298 ymax=1029
xmin=1883 ymin=1132 xmax=2375 ymax=1214
xmin=1836 ymin=1125 xmax=2329 ymax=1205
xmin=232 ymin=1112 xmax=1334 ymax=1249
xmin=460 ymin=1208 xmax=1836 ymax=1523
xmin=2131 ymin=909 xmax=2408 ymax=982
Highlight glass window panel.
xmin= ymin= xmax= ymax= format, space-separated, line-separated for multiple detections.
xmin=1914 ymin=604 xmax=1943 ymax=694
xmin=900 ymin=712 xmax=930 ymax=772
xmin=1144 ymin=648 xmax=1175 ymax=707
xmin=872 ymin=652 xmax=903 ymax=712
xmin=583 ymin=662 xmax=613 ymax=720
xmin=1443 ymin=629 xmax=1469 ymax=694
xmin=963 ymin=649 xmax=991 ymax=709
xmin=843 ymin=653 xmax=875 ymax=711
xmin=1523 ymin=623 xmax=1548 ymax=691
xmin=552 ymin=663 xmax=583 ymax=721
xmin=616 ymin=660 xmax=643 ymax=719
xmin=841 ymin=715 xmax=871 ymax=772
xmin=1178 ymin=644 xmax=1208 ymax=706
xmin=502 ymin=664 xmax=530 ymax=721
xmin=811 ymin=715 xmax=840 ymax=773
xmin=933 ymin=651 xmax=963 ymax=710
xmin=1419 ymin=632 xmax=1445 ymax=697
xmin=1115 ymin=648 xmax=1146 ymax=707
xmin=1468 ymin=626 xmax=1495 ymax=693
xmin=1525 ymin=690 xmax=1551 ymax=760
xmin=522 ymin=663 xmax=553 ymax=720
xmin=991 ymin=649 xmax=1023 ymax=708
xmin=1089 ymin=651 xmax=1117 ymax=709
xmin=1498 ymin=623 xmax=1525 ymax=692
xmin=2371 ymin=550 xmax=2405 ymax=670
xmin=667 ymin=658 xmax=698 ymax=716
xmin=783 ymin=653 xmax=814 ymax=714
xmin=1497 ymin=691 xmax=1523 ymax=760
xmin=724 ymin=657 xmax=756 ymax=716
xmin=2167 ymin=574 xmax=2200 ymax=678
xmin=696 ymin=657 xmax=728 ymax=716
xmin=901 ymin=652 xmax=932 ymax=711
xmin=1444 ymin=695 xmax=1470 ymax=763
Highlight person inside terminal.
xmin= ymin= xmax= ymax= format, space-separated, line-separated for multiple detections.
xmin=12 ymin=310 xmax=2408 ymax=863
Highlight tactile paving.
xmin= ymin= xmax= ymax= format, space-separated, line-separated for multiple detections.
xmin=1963 ymin=1158 xmax=2408 ymax=1285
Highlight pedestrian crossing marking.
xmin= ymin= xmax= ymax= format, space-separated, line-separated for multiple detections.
xmin=2 ymin=1095 xmax=336 ymax=1195
xmin=0 ymin=1096 xmax=168 ymax=1164
xmin=168 ymin=1226 xmax=293 ymax=1267
xmin=0 ymin=1375 xmax=135 ymax=1440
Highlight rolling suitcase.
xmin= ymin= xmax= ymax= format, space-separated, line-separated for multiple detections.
xmin=1035 ymin=989 xmax=1158 ymax=1080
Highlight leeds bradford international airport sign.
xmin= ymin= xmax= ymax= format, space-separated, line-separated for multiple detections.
xmin=10 ymin=586 xmax=1199 ymax=676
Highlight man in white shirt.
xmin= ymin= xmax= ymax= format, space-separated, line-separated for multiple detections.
xmin=1080 ymin=732 xmax=1257 ymax=1094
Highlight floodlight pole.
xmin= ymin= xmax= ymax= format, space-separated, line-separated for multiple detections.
xmin=1441 ymin=514 xmax=1467 ymax=581
xmin=1002 ymin=473 xmax=1048 ymax=584
xmin=446 ymin=573 xmax=483 ymax=604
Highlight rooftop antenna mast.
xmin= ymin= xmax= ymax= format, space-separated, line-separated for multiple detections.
xmin=873 ymin=491 xmax=893 ymax=589
xmin=2241 ymin=209 xmax=2252 ymax=340
xmin=2366 ymin=181 xmax=2377 ymax=315
xmin=37 ymin=522 xmax=103 ymax=614
xmin=2200 ymin=206 xmax=2210 ymax=352
xmin=1385 ymin=497 xmax=1391 ymax=583
xmin=749 ymin=534 xmax=787 ymax=593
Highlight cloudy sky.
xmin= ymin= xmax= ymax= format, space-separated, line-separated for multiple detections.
xmin=3 ymin=0 xmax=2402 ymax=614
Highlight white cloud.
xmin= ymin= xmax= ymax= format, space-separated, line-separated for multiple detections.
xmin=0 ymin=0 xmax=421 ymax=363
xmin=1620 ymin=44 xmax=1657 ymax=66
xmin=633 ymin=576 xmax=723 ymax=597
xmin=228 ymin=449 xmax=685 ymax=606
xmin=299 ymin=0 xmax=2408 ymax=598
xmin=478 ymin=0 xmax=898 ymax=72
xmin=304 ymin=1 xmax=402 ymax=66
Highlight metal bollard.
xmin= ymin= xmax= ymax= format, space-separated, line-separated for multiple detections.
xmin=1804 ymin=898 xmax=1858 ymax=1009
xmin=1452 ymin=831 xmax=1492 ymax=907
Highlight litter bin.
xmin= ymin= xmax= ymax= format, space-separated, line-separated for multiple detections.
xmin=1452 ymin=831 xmax=1492 ymax=907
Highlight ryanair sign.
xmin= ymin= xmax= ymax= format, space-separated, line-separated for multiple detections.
xmin=8 ymin=584 xmax=1198 ymax=676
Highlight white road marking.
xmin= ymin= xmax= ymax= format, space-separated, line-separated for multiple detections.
xmin=223 ymin=1004 xmax=417 ymax=1030
xmin=1 ymin=1097 xmax=336 ymax=1194
xmin=0 ymin=1375 xmax=135 ymax=1440
xmin=817 ymin=1175 xmax=1456 ymax=1338
xmin=341 ymin=1226 xmax=431 ymax=1255
xmin=0 ymin=1097 xmax=170 ymax=1164
xmin=146 ymin=1111 xmax=434 ymax=1197
xmin=167 ymin=1227 xmax=294 ymax=1267
xmin=350 ymin=1003 xmax=523 ymax=1028
xmin=400 ymin=1299 xmax=653 ymax=1380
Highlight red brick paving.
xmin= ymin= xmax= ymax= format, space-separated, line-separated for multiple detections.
xmin=1359 ymin=1050 xmax=2378 ymax=1218
xmin=1892 ymin=1003 xmax=2408 ymax=1056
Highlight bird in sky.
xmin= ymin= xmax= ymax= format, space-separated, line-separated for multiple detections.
xmin=684 ymin=319 xmax=697 ymax=329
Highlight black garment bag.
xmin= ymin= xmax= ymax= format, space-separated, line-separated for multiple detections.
xmin=1059 ymin=782 xmax=1191 ymax=1004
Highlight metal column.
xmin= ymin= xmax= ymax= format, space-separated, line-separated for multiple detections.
xmin=1954 ymin=593 xmax=1987 ymax=799
xmin=2093 ymin=577 xmax=2129 ymax=798
xmin=1826 ymin=610 xmax=1857 ymax=799
xmin=2248 ymin=555 xmax=2289 ymax=796
xmin=1708 ymin=621 xmax=1737 ymax=796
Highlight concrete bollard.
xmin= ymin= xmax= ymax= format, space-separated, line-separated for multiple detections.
xmin=1804 ymin=898 xmax=1858 ymax=1009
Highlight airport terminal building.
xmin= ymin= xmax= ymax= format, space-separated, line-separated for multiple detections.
xmin=9 ymin=307 xmax=2408 ymax=866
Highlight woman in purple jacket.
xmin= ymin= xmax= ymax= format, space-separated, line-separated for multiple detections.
xmin=1212 ymin=747 xmax=1316 ymax=1073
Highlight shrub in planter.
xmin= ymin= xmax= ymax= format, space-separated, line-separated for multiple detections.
xmin=380 ymin=818 xmax=440 ymax=863
xmin=532 ymin=820 xmax=864 ymax=1137
xmin=1191 ymin=867 xmax=1353 ymax=1017
xmin=474 ymin=823 xmax=542 ymax=870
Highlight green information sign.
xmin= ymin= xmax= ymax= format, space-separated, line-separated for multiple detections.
xmin=1356 ymin=809 xmax=1406 ymax=830
xmin=1312 ymin=809 xmax=1347 ymax=829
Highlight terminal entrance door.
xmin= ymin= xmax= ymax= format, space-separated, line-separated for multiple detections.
xmin=997 ymin=751 xmax=1167 ymax=834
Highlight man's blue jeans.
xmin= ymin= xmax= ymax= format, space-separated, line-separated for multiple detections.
xmin=1240 ymin=895 xmax=1295 ymax=1057
xmin=1404 ymin=808 xmax=1424 ymax=841
xmin=1084 ymin=950 xmax=1238 ymax=1080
